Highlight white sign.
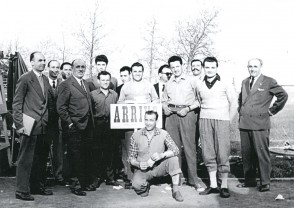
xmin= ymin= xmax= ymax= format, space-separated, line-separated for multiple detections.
xmin=110 ymin=104 xmax=162 ymax=129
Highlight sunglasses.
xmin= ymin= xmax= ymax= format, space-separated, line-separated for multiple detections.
xmin=162 ymin=72 xmax=172 ymax=76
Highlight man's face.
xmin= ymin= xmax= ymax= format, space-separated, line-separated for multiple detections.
xmin=169 ymin=61 xmax=183 ymax=78
xmin=191 ymin=61 xmax=202 ymax=76
xmin=159 ymin=67 xmax=172 ymax=83
xmin=48 ymin=61 xmax=60 ymax=79
xmin=144 ymin=113 xmax=157 ymax=131
xmin=120 ymin=70 xmax=131 ymax=84
xmin=62 ymin=64 xmax=72 ymax=79
xmin=99 ymin=74 xmax=110 ymax=90
xmin=247 ymin=59 xmax=262 ymax=78
xmin=31 ymin=53 xmax=46 ymax=72
xmin=132 ymin=66 xmax=143 ymax=82
xmin=96 ymin=61 xmax=107 ymax=72
xmin=72 ymin=59 xmax=86 ymax=79
xmin=204 ymin=61 xmax=217 ymax=78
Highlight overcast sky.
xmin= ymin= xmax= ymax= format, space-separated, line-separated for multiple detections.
xmin=0 ymin=0 xmax=293 ymax=85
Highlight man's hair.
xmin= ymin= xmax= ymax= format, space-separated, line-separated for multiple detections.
xmin=98 ymin=70 xmax=111 ymax=80
xmin=248 ymin=58 xmax=263 ymax=67
xmin=95 ymin=55 xmax=108 ymax=65
xmin=60 ymin=62 xmax=72 ymax=70
xmin=131 ymin=62 xmax=144 ymax=72
xmin=47 ymin=60 xmax=59 ymax=67
xmin=120 ymin=66 xmax=131 ymax=74
xmin=203 ymin=57 xmax=218 ymax=67
xmin=168 ymin=56 xmax=182 ymax=65
xmin=158 ymin=64 xmax=169 ymax=74
xmin=145 ymin=110 xmax=158 ymax=120
xmin=191 ymin=59 xmax=203 ymax=66
xmin=30 ymin=51 xmax=41 ymax=62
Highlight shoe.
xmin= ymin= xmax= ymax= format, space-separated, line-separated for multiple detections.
xmin=220 ymin=188 xmax=230 ymax=198
xmin=237 ymin=182 xmax=257 ymax=188
xmin=125 ymin=181 xmax=132 ymax=189
xmin=82 ymin=185 xmax=96 ymax=191
xmin=195 ymin=184 xmax=205 ymax=192
xmin=105 ymin=180 xmax=120 ymax=186
xmin=93 ymin=178 xmax=104 ymax=188
xmin=55 ymin=179 xmax=67 ymax=186
xmin=140 ymin=182 xmax=150 ymax=197
xmin=15 ymin=192 xmax=34 ymax=201
xmin=172 ymin=191 xmax=184 ymax=202
xmin=259 ymin=184 xmax=270 ymax=192
xmin=31 ymin=188 xmax=53 ymax=195
xmin=199 ymin=187 xmax=220 ymax=195
xmin=71 ymin=189 xmax=87 ymax=196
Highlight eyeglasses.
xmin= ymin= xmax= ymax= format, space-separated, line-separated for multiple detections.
xmin=162 ymin=72 xmax=172 ymax=76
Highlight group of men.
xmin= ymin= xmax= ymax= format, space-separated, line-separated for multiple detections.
xmin=12 ymin=51 xmax=288 ymax=203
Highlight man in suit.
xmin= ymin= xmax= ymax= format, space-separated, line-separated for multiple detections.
xmin=117 ymin=66 xmax=131 ymax=97
xmin=238 ymin=58 xmax=288 ymax=192
xmin=47 ymin=60 xmax=66 ymax=185
xmin=87 ymin=55 xmax=118 ymax=91
xmin=154 ymin=64 xmax=172 ymax=102
xmin=13 ymin=52 xmax=53 ymax=201
xmin=57 ymin=59 xmax=95 ymax=196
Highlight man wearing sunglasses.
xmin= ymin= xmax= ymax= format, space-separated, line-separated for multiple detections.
xmin=154 ymin=64 xmax=173 ymax=102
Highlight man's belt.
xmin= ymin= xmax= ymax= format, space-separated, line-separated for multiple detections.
xmin=95 ymin=116 xmax=109 ymax=120
xmin=168 ymin=104 xmax=188 ymax=108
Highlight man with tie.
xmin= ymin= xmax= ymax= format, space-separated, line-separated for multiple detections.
xmin=238 ymin=58 xmax=288 ymax=192
xmin=154 ymin=64 xmax=173 ymax=101
xmin=57 ymin=59 xmax=95 ymax=196
xmin=47 ymin=60 xmax=66 ymax=185
xmin=13 ymin=52 xmax=53 ymax=200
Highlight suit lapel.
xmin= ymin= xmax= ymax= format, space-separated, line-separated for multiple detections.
xmin=71 ymin=76 xmax=88 ymax=97
xmin=243 ymin=74 xmax=264 ymax=104
xmin=29 ymin=71 xmax=45 ymax=101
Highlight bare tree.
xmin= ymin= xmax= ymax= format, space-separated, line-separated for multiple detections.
xmin=168 ymin=10 xmax=219 ymax=71
xmin=75 ymin=1 xmax=105 ymax=77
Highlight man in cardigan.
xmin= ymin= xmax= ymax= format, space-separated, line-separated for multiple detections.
xmin=129 ymin=110 xmax=183 ymax=202
xmin=238 ymin=58 xmax=288 ymax=192
xmin=197 ymin=57 xmax=237 ymax=198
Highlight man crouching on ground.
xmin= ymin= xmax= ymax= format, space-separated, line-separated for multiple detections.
xmin=128 ymin=110 xmax=183 ymax=202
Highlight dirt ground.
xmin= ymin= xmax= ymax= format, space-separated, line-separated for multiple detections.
xmin=0 ymin=177 xmax=294 ymax=208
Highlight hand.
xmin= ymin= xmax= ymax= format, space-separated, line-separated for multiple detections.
xmin=151 ymin=152 xmax=164 ymax=162
xmin=16 ymin=127 xmax=26 ymax=135
xmin=177 ymin=107 xmax=189 ymax=117
xmin=163 ymin=106 xmax=172 ymax=116
xmin=69 ymin=123 xmax=74 ymax=129
xmin=139 ymin=162 xmax=149 ymax=170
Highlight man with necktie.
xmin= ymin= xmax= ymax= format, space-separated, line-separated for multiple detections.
xmin=13 ymin=52 xmax=53 ymax=200
xmin=238 ymin=58 xmax=288 ymax=192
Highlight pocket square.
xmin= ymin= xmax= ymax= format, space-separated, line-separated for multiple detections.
xmin=258 ymin=88 xmax=264 ymax=91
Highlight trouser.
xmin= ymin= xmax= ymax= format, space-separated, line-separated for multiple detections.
xmin=16 ymin=134 xmax=50 ymax=194
xmin=68 ymin=122 xmax=94 ymax=190
xmin=93 ymin=119 xmax=116 ymax=181
xmin=121 ymin=130 xmax=134 ymax=181
xmin=51 ymin=126 xmax=64 ymax=181
xmin=165 ymin=110 xmax=203 ymax=185
xmin=240 ymin=129 xmax=271 ymax=185
xmin=132 ymin=156 xmax=181 ymax=195
xmin=199 ymin=118 xmax=230 ymax=173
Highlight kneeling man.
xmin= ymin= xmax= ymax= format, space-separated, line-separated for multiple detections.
xmin=129 ymin=111 xmax=183 ymax=202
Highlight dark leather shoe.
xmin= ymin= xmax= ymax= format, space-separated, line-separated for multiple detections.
xmin=139 ymin=182 xmax=150 ymax=197
xmin=93 ymin=178 xmax=104 ymax=188
xmin=124 ymin=181 xmax=132 ymax=189
xmin=172 ymin=191 xmax=184 ymax=202
xmin=31 ymin=188 xmax=53 ymax=195
xmin=237 ymin=182 xmax=257 ymax=188
xmin=199 ymin=187 xmax=220 ymax=195
xmin=82 ymin=185 xmax=96 ymax=191
xmin=220 ymin=188 xmax=230 ymax=198
xmin=259 ymin=184 xmax=270 ymax=192
xmin=105 ymin=180 xmax=120 ymax=186
xmin=15 ymin=192 xmax=34 ymax=201
xmin=55 ymin=179 xmax=67 ymax=186
xmin=72 ymin=189 xmax=87 ymax=196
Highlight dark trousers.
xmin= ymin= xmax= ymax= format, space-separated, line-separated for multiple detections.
xmin=240 ymin=129 xmax=271 ymax=185
xmin=121 ymin=130 xmax=134 ymax=181
xmin=16 ymin=134 xmax=50 ymax=194
xmin=93 ymin=119 xmax=117 ymax=181
xmin=68 ymin=122 xmax=94 ymax=190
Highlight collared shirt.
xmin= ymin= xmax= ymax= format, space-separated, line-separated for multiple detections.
xmin=73 ymin=75 xmax=83 ymax=86
xmin=118 ymin=79 xmax=159 ymax=103
xmin=128 ymin=127 xmax=179 ymax=162
xmin=48 ymin=77 xmax=57 ymax=88
xmin=158 ymin=81 xmax=166 ymax=102
xmin=250 ymin=73 xmax=262 ymax=88
xmin=33 ymin=69 xmax=43 ymax=78
xmin=204 ymin=73 xmax=221 ymax=89
xmin=162 ymin=74 xmax=199 ymax=106
xmin=90 ymin=88 xmax=118 ymax=118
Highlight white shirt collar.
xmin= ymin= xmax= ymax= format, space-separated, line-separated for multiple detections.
xmin=32 ymin=69 xmax=42 ymax=77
